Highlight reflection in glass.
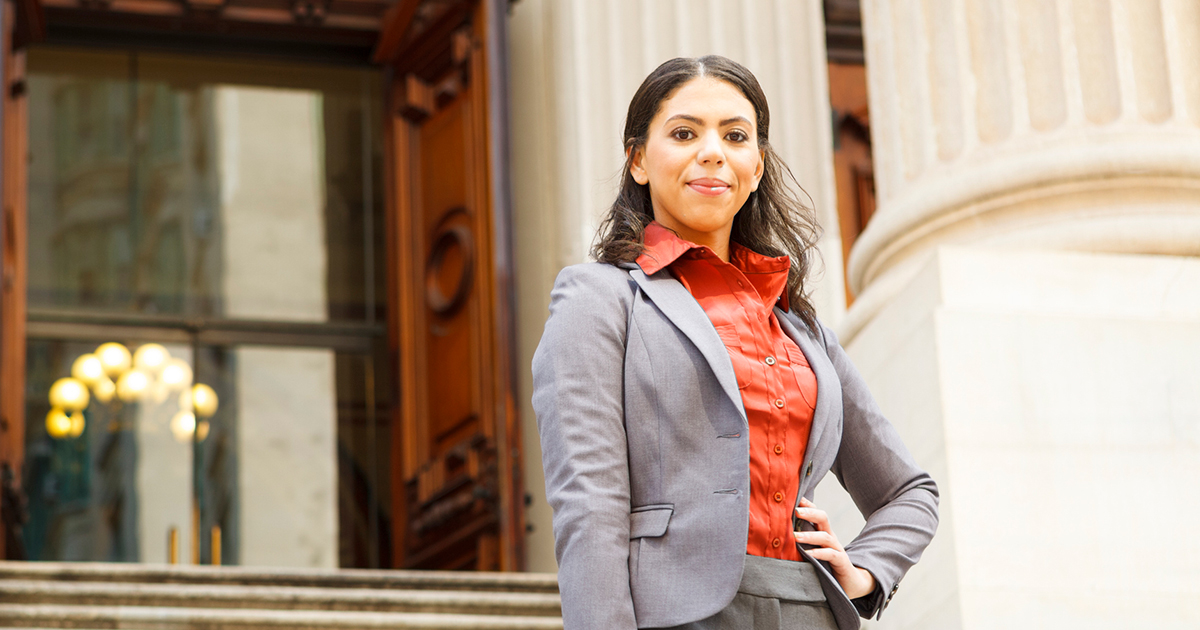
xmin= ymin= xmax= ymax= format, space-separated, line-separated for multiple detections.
xmin=23 ymin=47 xmax=392 ymax=569
xmin=24 ymin=339 xmax=199 ymax=563
xmin=26 ymin=48 xmax=385 ymax=323
xmin=24 ymin=339 xmax=392 ymax=567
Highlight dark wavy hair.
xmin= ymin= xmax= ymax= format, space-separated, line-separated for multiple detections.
xmin=592 ymin=55 xmax=822 ymax=333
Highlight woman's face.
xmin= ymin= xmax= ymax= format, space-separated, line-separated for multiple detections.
xmin=630 ymin=77 xmax=764 ymax=249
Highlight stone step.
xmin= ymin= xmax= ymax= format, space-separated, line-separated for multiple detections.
xmin=0 ymin=581 xmax=561 ymax=617
xmin=0 ymin=604 xmax=565 ymax=630
xmin=0 ymin=562 xmax=558 ymax=594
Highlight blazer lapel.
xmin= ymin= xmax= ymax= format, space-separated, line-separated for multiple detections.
xmin=776 ymin=311 xmax=839 ymax=492
xmin=627 ymin=266 xmax=748 ymax=425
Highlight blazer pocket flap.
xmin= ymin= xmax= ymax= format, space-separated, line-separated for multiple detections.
xmin=629 ymin=506 xmax=673 ymax=539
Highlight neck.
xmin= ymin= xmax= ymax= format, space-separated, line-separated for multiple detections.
xmin=652 ymin=217 xmax=733 ymax=263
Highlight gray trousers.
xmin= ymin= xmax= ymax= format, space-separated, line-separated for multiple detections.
xmin=651 ymin=555 xmax=839 ymax=630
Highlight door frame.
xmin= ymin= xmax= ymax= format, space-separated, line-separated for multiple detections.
xmin=0 ymin=0 xmax=31 ymax=561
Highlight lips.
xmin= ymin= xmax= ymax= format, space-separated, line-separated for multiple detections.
xmin=687 ymin=178 xmax=730 ymax=196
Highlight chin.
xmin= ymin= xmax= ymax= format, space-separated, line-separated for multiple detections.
xmin=680 ymin=216 xmax=737 ymax=234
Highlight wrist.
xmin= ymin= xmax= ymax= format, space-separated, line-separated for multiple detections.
xmin=846 ymin=567 xmax=877 ymax=600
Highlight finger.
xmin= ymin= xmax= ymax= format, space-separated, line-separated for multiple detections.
xmin=792 ymin=530 xmax=840 ymax=550
xmin=794 ymin=505 xmax=831 ymax=532
xmin=804 ymin=546 xmax=856 ymax=572
xmin=803 ymin=546 xmax=849 ymax=567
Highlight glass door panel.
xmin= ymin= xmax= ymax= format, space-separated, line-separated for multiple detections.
xmin=23 ymin=46 xmax=390 ymax=568
xmin=26 ymin=48 xmax=385 ymax=323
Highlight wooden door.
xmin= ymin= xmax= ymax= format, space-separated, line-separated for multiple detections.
xmin=0 ymin=0 xmax=32 ymax=561
xmin=379 ymin=0 xmax=523 ymax=571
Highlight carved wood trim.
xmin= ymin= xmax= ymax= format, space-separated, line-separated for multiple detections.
xmin=372 ymin=0 xmax=419 ymax=64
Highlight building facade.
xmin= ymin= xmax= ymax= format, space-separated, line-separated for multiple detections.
xmin=1 ymin=1 xmax=1197 ymax=628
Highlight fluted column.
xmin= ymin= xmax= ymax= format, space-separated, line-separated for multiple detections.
xmin=848 ymin=0 xmax=1200 ymax=336
xmin=824 ymin=3 xmax=1200 ymax=628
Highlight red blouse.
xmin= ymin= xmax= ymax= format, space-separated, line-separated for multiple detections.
xmin=637 ymin=222 xmax=817 ymax=561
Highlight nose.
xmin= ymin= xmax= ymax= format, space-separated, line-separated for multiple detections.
xmin=697 ymin=131 xmax=725 ymax=166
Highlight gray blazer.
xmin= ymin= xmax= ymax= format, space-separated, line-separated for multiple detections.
xmin=532 ymin=262 xmax=939 ymax=630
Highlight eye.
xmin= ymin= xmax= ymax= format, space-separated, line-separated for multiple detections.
xmin=726 ymin=130 xmax=749 ymax=143
xmin=671 ymin=127 xmax=696 ymax=141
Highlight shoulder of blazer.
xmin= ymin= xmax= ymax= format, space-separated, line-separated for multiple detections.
xmin=552 ymin=261 xmax=639 ymax=316
xmin=554 ymin=261 xmax=636 ymax=289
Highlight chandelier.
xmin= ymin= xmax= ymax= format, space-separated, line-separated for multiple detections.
xmin=46 ymin=342 xmax=219 ymax=443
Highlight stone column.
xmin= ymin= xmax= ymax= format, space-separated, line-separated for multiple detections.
xmin=821 ymin=1 xmax=1200 ymax=628
xmin=508 ymin=0 xmax=842 ymax=572
xmin=216 ymin=87 xmax=338 ymax=568
xmin=848 ymin=0 xmax=1200 ymax=332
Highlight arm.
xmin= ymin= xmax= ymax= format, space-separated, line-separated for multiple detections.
xmin=532 ymin=264 xmax=637 ymax=630
xmin=822 ymin=324 xmax=941 ymax=620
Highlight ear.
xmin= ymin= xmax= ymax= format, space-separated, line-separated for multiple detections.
xmin=629 ymin=145 xmax=650 ymax=185
xmin=751 ymin=149 xmax=765 ymax=192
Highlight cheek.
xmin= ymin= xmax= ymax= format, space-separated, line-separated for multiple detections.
xmin=645 ymin=144 xmax=686 ymax=179
xmin=734 ymin=152 xmax=762 ymax=180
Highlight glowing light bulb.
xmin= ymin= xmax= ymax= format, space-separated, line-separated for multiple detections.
xmin=93 ymin=377 xmax=116 ymax=404
xmin=68 ymin=411 xmax=86 ymax=438
xmin=46 ymin=409 xmax=72 ymax=439
xmin=197 ymin=420 xmax=210 ymax=442
xmin=133 ymin=343 xmax=169 ymax=373
xmin=49 ymin=378 xmax=90 ymax=412
xmin=191 ymin=384 xmax=219 ymax=418
xmin=96 ymin=342 xmax=132 ymax=377
xmin=71 ymin=354 xmax=105 ymax=385
xmin=116 ymin=370 xmax=150 ymax=402
xmin=170 ymin=410 xmax=196 ymax=443
xmin=160 ymin=359 xmax=193 ymax=391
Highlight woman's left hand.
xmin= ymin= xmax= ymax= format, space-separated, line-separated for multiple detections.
xmin=793 ymin=497 xmax=877 ymax=600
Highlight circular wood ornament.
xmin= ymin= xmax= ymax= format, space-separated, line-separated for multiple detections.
xmin=425 ymin=207 xmax=475 ymax=317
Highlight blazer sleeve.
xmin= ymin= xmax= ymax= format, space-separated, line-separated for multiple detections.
xmin=821 ymin=323 xmax=941 ymax=620
xmin=532 ymin=264 xmax=637 ymax=630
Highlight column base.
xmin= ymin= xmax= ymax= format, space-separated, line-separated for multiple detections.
xmin=818 ymin=246 xmax=1200 ymax=629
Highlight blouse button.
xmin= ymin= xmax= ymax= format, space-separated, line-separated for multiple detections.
xmin=773 ymin=491 xmax=784 ymax=502
xmin=773 ymin=444 xmax=784 ymax=455
xmin=764 ymin=356 xmax=776 ymax=366
xmin=771 ymin=537 xmax=782 ymax=548
xmin=774 ymin=399 xmax=785 ymax=409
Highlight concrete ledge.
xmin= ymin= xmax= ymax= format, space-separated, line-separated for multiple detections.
xmin=0 ymin=604 xmax=565 ymax=630
xmin=0 ymin=563 xmax=559 ymax=594
xmin=0 ymin=581 xmax=561 ymax=616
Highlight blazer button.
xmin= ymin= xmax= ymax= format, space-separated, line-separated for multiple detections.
xmin=774 ymin=399 xmax=784 ymax=409
xmin=764 ymin=356 xmax=776 ymax=366
xmin=773 ymin=444 xmax=784 ymax=455
xmin=771 ymin=537 xmax=782 ymax=548
xmin=773 ymin=491 xmax=784 ymax=502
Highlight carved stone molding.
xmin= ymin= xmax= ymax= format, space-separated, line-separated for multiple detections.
xmin=847 ymin=0 xmax=1200 ymax=337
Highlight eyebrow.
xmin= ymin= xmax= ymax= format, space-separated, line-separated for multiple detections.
xmin=664 ymin=114 xmax=753 ymax=127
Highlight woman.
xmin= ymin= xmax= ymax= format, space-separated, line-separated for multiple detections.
xmin=532 ymin=56 xmax=938 ymax=630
